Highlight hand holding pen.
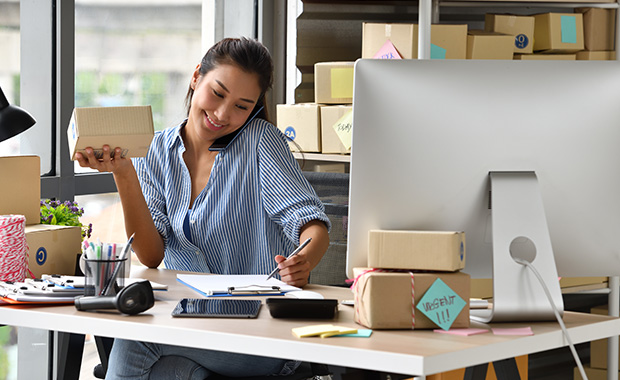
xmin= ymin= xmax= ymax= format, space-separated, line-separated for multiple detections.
xmin=266 ymin=237 xmax=312 ymax=281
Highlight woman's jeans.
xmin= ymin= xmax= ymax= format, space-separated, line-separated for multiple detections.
xmin=105 ymin=338 xmax=300 ymax=380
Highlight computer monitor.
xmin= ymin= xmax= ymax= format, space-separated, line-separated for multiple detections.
xmin=347 ymin=59 xmax=620 ymax=322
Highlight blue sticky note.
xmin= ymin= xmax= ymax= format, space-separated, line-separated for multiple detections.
xmin=416 ymin=278 xmax=467 ymax=331
xmin=335 ymin=329 xmax=373 ymax=338
xmin=560 ymin=16 xmax=577 ymax=44
xmin=430 ymin=44 xmax=447 ymax=60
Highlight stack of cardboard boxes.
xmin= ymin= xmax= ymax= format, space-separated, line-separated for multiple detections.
xmin=0 ymin=156 xmax=82 ymax=278
xmin=276 ymin=62 xmax=353 ymax=173
xmin=352 ymin=230 xmax=470 ymax=330
xmin=578 ymin=305 xmax=619 ymax=379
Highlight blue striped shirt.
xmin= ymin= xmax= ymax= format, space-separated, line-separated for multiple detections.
xmin=132 ymin=118 xmax=330 ymax=275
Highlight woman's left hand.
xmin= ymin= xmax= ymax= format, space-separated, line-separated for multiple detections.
xmin=274 ymin=253 xmax=311 ymax=287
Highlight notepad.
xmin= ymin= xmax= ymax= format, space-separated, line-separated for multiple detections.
xmin=292 ymin=324 xmax=357 ymax=338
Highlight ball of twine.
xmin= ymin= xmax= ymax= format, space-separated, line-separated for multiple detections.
xmin=0 ymin=215 xmax=29 ymax=282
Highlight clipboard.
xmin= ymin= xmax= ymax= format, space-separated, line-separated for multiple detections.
xmin=177 ymin=274 xmax=301 ymax=297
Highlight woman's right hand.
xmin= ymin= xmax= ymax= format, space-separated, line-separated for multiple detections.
xmin=75 ymin=145 xmax=133 ymax=174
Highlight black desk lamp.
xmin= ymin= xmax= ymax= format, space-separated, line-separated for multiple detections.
xmin=0 ymin=86 xmax=36 ymax=142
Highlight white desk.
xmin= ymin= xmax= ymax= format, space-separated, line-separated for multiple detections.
xmin=2 ymin=267 xmax=620 ymax=378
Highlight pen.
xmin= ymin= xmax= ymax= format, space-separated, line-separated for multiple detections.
xmin=266 ymin=237 xmax=312 ymax=281
xmin=102 ymin=233 xmax=135 ymax=296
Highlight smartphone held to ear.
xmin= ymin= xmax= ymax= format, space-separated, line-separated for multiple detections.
xmin=209 ymin=105 xmax=264 ymax=151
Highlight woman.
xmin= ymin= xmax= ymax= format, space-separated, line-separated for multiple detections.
xmin=76 ymin=37 xmax=330 ymax=379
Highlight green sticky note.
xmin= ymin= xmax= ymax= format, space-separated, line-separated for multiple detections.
xmin=416 ymin=278 xmax=467 ymax=331
xmin=561 ymin=16 xmax=577 ymax=44
xmin=332 ymin=109 xmax=353 ymax=150
xmin=430 ymin=44 xmax=447 ymax=60
xmin=336 ymin=329 xmax=373 ymax=338
xmin=330 ymin=68 xmax=354 ymax=99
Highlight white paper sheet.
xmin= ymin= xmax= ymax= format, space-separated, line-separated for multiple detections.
xmin=177 ymin=274 xmax=301 ymax=296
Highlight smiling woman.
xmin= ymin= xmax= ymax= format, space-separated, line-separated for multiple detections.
xmin=74 ymin=37 xmax=331 ymax=379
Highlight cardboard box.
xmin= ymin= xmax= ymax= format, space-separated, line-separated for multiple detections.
xmin=576 ymin=8 xmax=616 ymax=51
xmin=574 ymin=365 xmax=617 ymax=380
xmin=25 ymin=224 xmax=81 ymax=278
xmin=467 ymin=30 xmax=515 ymax=60
xmin=429 ymin=355 xmax=528 ymax=379
xmin=368 ymin=230 xmax=465 ymax=271
xmin=0 ymin=155 xmax=40 ymax=225
xmin=314 ymin=62 xmax=354 ymax=104
xmin=533 ymin=13 xmax=584 ymax=53
xmin=485 ymin=14 xmax=535 ymax=54
xmin=320 ymin=105 xmax=351 ymax=154
xmin=353 ymin=268 xmax=470 ymax=329
xmin=514 ymin=53 xmax=577 ymax=60
xmin=362 ymin=23 xmax=468 ymax=60
xmin=67 ymin=106 xmax=154 ymax=161
xmin=576 ymin=51 xmax=616 ymax=60
xmin=312 ymin=163 xmax=347 ymax=173
xmin=276 ymin=103 xmax=321 ymax=153
xmin=590 ymin=305 xmax=617 ymax=369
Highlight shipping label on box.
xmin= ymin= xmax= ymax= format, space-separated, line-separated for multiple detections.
xmin=276 ymin=103 xmax=321 ymax=153
xmin=67 ymin=105 xmax=155 ymax=161
xmin=362 ymin=23 xmax=468 ymax=60
xmin=576 ymin=8 xmax=616 ymax=51
xmin=533 ymin=13 xmax=584 ymax=53
xmin=353 ymin=268 xmax=470 ymax=330
xmin=466 ymin=31 xmax=515 ymax=60
xmin=25 ymin=224 xmax=82 ymax=278
xmin=320 ymin=105 xmax=352 ymax=154
xmin=314 ymin=62 xmax=354 ymax=104
xmin=0 ymin=155 xmax=40 ymax=225
xmin=368 ymin=230 xmax=465 ymax=271
xmin=485 ymin=14 xmax=535 ymax=54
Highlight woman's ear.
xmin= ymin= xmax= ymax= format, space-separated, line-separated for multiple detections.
xmin=191 ymin=64 xmax=201 ymax=90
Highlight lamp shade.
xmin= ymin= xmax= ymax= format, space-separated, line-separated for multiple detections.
xmin=0 ymin=86 xmax=36 ymax=143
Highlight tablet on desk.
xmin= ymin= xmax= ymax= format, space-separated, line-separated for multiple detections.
xmin=171 ymin=298 xmax=262 ymax=318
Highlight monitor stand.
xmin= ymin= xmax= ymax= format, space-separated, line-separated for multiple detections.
xmin=470 ymin=171 xmax=564 ymax=323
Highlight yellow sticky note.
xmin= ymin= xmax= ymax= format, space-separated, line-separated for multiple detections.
xmin=292 ymin=324 xmax=357 ymax=338
xmin=332 ymin=109 xmax=353 ymax=150
xmin=320 ymin=327 xmax=358 ymax=338
xmin=292 ymin=324 xmax=339 ymax=338
xmin=330 ymin=68 xmax=354 ymax=99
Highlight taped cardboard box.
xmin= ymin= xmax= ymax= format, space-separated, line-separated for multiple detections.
xmin=353 ymin=268 xmax=470 ymax=330
xmin=361 ymin=23 xmax=468 ymax=60
xmin=0 ymin=155 xmax=40 ymax=225
xmin=320 ymin=105 xmax=351 ymax=154
xmin=514 ymin=53 xmax=576 ymax=60
xmin=276 ymin=103 xmax=321 ymax=153
xmin=467 ymin=30 xmax=515 ymax=60
xmin=533 ymin=13 xmax=584 ymax=53
xmin=368 ymin=230 xmax=465 ymax=272
xmin=576 ymin=51 xmax=616 ymax=60
xmin=575 ymin=8 xmax=616 ymax=51
xmin=314 ymin=62 xmax=354 ymax=104
xmin=573 ymin=365 xmax=617 ymax=380
xmin=484 ymin=14 xmax=535 ymax=54
xmin=26 ymin=224 xmax=81 ymax=278
xmin=67 ymin=105 xmax=154 ymax=161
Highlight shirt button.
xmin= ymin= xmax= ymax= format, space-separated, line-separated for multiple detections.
xmin=195 ymin=251 xmax=200 ymax=255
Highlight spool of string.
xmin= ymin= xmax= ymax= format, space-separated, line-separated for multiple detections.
xmin=0 ymin=214 xmax=30 ymax=282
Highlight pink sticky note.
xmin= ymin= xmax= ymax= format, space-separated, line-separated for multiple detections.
xmin=492 ymin=327 xmax=534 ymax=336
xmin=433 ymin=328 xmax=489 ymax=336
xmin=373 ymin=40 xmax=402 ymax=60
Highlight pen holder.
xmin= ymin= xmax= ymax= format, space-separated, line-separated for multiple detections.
xmin=83 ymin=258 xmax=126 ymax=296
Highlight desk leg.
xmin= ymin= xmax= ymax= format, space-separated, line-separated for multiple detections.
xmin=53 ymin=332 xmax=85 ymax=380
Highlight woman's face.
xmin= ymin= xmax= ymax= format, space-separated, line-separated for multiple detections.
xmin=187 ymin=63 xmax=261 ymax=143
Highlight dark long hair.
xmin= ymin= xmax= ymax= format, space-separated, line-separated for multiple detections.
xmin=184 ymin=37 xmax=274 ymax=122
